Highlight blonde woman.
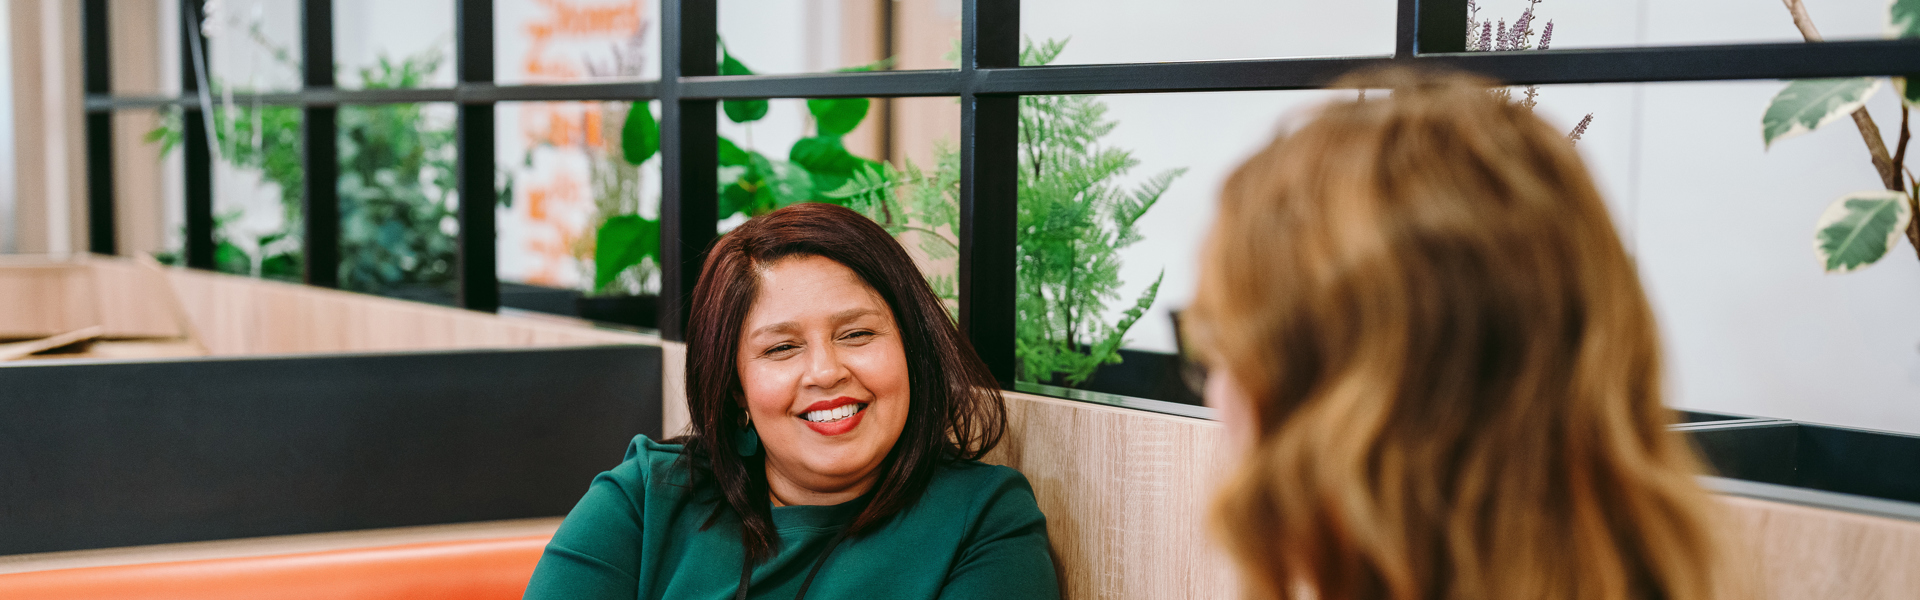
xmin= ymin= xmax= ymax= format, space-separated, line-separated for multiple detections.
xmin=1184 ymin=70 xmax=1743 ymax=600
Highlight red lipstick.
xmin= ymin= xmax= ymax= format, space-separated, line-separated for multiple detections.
xmin=800 ymin=396 xmax=868 ymax=436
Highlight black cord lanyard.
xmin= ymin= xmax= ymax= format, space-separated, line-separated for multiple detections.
xmin=734 ymin=528 xmax=853 ymax=600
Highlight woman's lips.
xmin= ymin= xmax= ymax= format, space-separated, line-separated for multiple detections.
xmin=803 ymin=404 xmax=866 ymax=436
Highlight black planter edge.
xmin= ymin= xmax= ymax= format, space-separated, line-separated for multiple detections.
xmin=1012 ymin=381 xmax=1216 ymax=421
xmin=1703 ymin=475 xmax=1920 ymax=523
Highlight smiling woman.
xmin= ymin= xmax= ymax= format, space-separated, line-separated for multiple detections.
xmin=522 ymin=203 xmax=1059 ymax=600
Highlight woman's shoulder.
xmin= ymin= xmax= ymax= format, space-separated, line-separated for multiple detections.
xmin=604 ymin=434 xmax=695 ymax=489
xmin=921 ymin=459 xmax=1043 ymax=516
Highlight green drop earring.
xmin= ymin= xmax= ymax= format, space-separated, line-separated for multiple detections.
xmin=735 ymin=410 xmax=760 ymax=457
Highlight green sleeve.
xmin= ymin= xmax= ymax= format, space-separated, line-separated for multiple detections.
xmin=936 ymin=471 xmax=1062 ymax=600
xmin=521 ymin=448 xmax=648 ymax=600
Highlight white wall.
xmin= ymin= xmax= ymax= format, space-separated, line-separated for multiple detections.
xmin=1027 ymin=0 xmax=1920 ymax=434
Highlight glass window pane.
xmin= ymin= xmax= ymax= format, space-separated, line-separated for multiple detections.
xmin=1527 ymin=79 xmax=1920 ymax=436
xmin=716 ymin=96 xmax=962 ymax=313
xmin=1461 ymin=0 xmax=1896 ymax=51
xmin=1021 ymin=0 xmax=1396 ymax=65
xmin=142 ymin=104 xmax=305 ymax=279
xmin=495 ymin=0 xmax=661 ymax=84
xmin=338 ymin=103 xmax=462 ymax=303
xmin=496 ymin=100 xmax=661 ymax=306
xmin=718 ymin=0 xmax=960 ymax=74
xmin=205 ymin=0 xmax=303 ymax=93
xmin=1018 ymin=79 xmax=1920 ymax=433
xmin=335 ymin=0 xmax=455 ymax=90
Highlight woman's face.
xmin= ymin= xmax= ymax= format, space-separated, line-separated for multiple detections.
xmin=737 ymin=255 xmax=911 ymax=505
xmin=1204 ymin=359 xmax=1257 ymax=456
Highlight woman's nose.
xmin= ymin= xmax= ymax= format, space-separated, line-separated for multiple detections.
xmin=802 ymin=343 xmax=851 ymax=389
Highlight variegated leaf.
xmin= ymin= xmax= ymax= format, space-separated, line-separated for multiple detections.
xmin=1814 ymin=190 xmax=1912 ymax=273
xmin=1763 ymin=78 xmax=1881 ymax=148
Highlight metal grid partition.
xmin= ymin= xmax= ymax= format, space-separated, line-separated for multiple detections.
xmin=80 ymin=0 xmax=1920 ymax=403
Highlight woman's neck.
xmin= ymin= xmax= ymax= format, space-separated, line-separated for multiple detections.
xmin=764 ymin=463 xmax=878 ymax=507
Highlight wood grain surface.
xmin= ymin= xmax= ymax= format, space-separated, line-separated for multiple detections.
xmin=984 ymin=391 xmax=1241 ymax=599
xmin=160 ymin=267 xmax=654 ymax=355
xmin=1725 ymin=495 xmax=1920 ymax=599
xmin=0 ymin=255 xmax=655 ymax=357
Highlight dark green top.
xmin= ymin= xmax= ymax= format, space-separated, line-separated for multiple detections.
xmin=521 ymin=436 xmax=1060 ymax=600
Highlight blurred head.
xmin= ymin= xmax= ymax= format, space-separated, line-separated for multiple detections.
xmin=1187 ymin=69 xmax=1734 ymax=600
xmin=682 ymin=202 xmax=1005 ymax=560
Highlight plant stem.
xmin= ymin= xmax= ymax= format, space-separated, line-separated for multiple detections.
xmin=1901 ymin=105 xmax=1920 ymax=260
xmin=1896 ymin=104 xmax=1910 ymax=190
xmin=1782 ymin=0 xmax=1904 ymax=192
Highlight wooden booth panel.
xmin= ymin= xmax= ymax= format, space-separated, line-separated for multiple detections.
xmin=986 ymin=392 xmax=1240 ymax=599
xmin=0 ymin=257 xmax=181 ymax=341
xmin=1726 ymin=495 xmax=1920 ymax=599
xmin=162 ymin=269 xmax=652 ymax=356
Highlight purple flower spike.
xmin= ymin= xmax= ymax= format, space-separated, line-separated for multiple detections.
xmin=1514 ymin=9 xmax=1534 ymax=49
xmin=1495 ymin=18 xmax=1510 ymax=51
xmin=1479 ymin=21 xmax=1494 ymax=52
xmin=1568 ymin=113 xmax=1593 ymax=142
xmin=1539 ymin=21 xmax=1555 ymax=50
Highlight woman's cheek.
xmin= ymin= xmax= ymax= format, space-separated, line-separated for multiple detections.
xmin=1206 ymin=366 xmax=1257 ymax=455
xmin=742 ymin=361 xmax=797 ymax=421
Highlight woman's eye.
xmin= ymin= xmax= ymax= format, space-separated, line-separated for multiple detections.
xmin=841 ymin=330 xmax=875 ymax=341
xmin=764 ymin=344 xmax=799 ymax=356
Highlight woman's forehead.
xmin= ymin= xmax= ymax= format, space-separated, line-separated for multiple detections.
xmin=741 ymin=256 xmax=891 ymax=333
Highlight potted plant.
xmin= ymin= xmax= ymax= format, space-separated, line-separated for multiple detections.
xmin=581 ymin=99 xmax=663 ymax=329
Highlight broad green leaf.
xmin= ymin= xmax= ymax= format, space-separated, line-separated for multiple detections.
xmin=1814 ymin=189 xmax=1912 ymax=273
xmin=1763 ymin=78 xmax=1880 ymax=148
xmin=595 ymin=215 xmax=660 ymax=292
xmin=719 ymin=178 xmax=756 ymax=219
xmin=620 ymin=101 xmax=658 ymax=165
xmin=790 ymin=136 xmax=871 ymax=176
xmin=807 ymin=97 xmax=870 ymax=137
xmin=1898 ymin=77 xmax=1919 ymax=106
xmin=719 ymin=48 xmax=769 ymax=123
xmin=718 ymin=136 xmax=749 ymax=166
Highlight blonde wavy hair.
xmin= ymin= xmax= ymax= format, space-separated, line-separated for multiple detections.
xmin=1189 ymin=69 xmax=1740 ymax=600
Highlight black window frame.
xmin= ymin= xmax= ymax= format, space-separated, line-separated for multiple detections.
xmin=81 ymin=0 xmax=1920 ymax=414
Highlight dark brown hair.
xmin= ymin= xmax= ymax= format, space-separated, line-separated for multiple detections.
xmin=676 ymin=202 xmax=1006 ymax=561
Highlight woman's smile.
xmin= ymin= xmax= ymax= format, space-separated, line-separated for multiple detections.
xmin=799 ymin=396 xmax=869 ymax=436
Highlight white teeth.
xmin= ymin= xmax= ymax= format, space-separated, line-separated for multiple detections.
xmin=803 ymin=403 xmax=866 ymax=423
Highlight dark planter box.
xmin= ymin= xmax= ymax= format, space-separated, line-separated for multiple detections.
xmin=1684 ymin=421 xmax=1920 ymax=520
xmin=577 ymin=294 xmax=659 ymax=330
xmin=0 ymin=344 xmax=662 ymax=556
xmin=1687 ymin=421 xmax=1920 ymax=504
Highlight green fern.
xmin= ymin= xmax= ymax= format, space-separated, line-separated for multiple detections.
xmin=1014 ymin=38 xmax=1184 ymax=386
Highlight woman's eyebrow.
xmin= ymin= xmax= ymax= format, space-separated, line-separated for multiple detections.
xmin=745 ymin=321 xmax=799 ymax=339
xmin=832 ymin=307 xmax=883 ymax=324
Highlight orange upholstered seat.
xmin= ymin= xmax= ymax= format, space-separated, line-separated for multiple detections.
xmin=0 ymin=535 xmax=549 ymax=600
